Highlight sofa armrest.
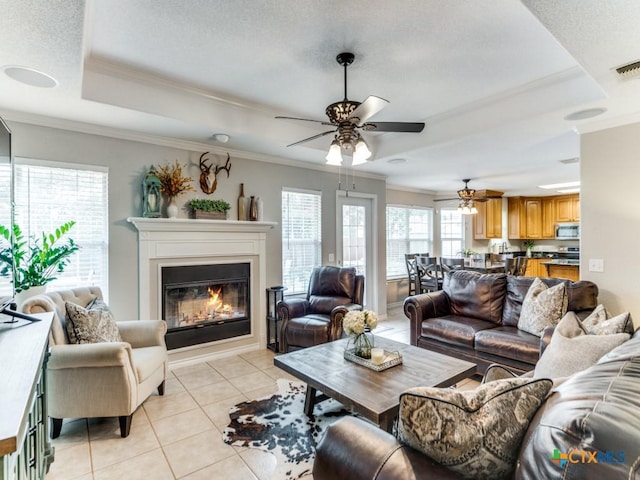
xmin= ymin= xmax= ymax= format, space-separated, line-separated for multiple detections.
xmin=117 ymin=320 xmax=167 ymax=348
xmin=48 ymin=342 xmax=134 ymax=370
xmin=403 ymin=291 xmax=451 ymax=346
xmin=328 ymin=303 xmax=362 ymax=340
xmin=540 ymin=326 xmax=555 ymax=356
xmin=313 ymin=417 xmax=460 ymax=480
xmin=277 ymin=298 xmax=309 ymax=321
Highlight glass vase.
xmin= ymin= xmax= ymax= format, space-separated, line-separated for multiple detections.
xmin=166 ymin=197 xmax=179 ymax=218
xmin=352 ymin=330 xmax=374 ymax=359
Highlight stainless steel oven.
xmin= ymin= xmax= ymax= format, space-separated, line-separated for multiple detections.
xmin=555 ymin=222 xmax=580 ymax=240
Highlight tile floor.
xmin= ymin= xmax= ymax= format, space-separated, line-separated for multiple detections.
xmin=46 ymin=307 xmax=479 ymax=480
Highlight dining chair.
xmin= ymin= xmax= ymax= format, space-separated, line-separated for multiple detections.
xmin=405 ymin=253 xmax=429 ymax=296
xmin=440 ymin=257 xmax=465 ymax=274
xmin=415 ymin=255 xmax=442 ymax=293
xmin=505 ymin=256 xmax=528 ymax=276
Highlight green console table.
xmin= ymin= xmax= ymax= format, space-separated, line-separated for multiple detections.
xmin=0 ymin=312 xmax=54 ymax=480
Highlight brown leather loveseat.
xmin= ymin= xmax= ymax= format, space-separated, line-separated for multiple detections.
xmin=404 ymin=270 xmax=598 ymax=374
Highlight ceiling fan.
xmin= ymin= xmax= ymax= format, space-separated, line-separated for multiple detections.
xmin=275 ymin=52 xmax=425 ymax=165
xmin=434 ymin=179 xmax=503 ymax=214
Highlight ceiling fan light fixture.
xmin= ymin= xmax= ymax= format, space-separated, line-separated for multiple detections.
xmin=352 ymin=137 xmax=371 ymax=165
xmin=325 ymin=139 xmax=343 ymax=165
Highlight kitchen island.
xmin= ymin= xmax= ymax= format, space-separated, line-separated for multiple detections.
xmin=541 ymin=259 xmax=580 ymax=281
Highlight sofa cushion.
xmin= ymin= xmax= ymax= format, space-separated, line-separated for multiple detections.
xmin=397 ymin=377 xmax=552 ymax=480
xmin=533 ymin=311 xmax=630 ymax=379
xmin=517 ymin=278 xmax=568 ymax=337
xmin=131 ymin=346 xmax=167 ymax=383
xmin=65 ymin=300 xmax=123 ymax=344
xmin=516 ymin=334 xmax=640 ymax=480
xmin=308 ymin=295 xmax=353 ymax=314
xmin=421 ymin=315 xmax=497 ymax=348
xmin=581 ymin=304 xmax=634 ymax=335
xmin=503 ymin=276 xmax=598 ymax=327
xmin=474 ymin=326 xmax=540 ymax=365
xmin=443 ymin=271 xmax=507 ymax=324
xmin=282 ymin=314 xmax=330 ymax=347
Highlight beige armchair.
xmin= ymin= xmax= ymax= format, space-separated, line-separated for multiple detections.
xmin=21 ymin=286 xmax=168 ymax=438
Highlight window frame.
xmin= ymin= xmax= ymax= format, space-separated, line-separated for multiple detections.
xmin=439 ymin=207 xmax=465 ymax=258
xmin=385 ymin=204 xmax=434 ymax=280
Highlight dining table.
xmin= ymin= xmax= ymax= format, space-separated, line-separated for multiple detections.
xmin=461 ymin=260 xmax=506 ymax=274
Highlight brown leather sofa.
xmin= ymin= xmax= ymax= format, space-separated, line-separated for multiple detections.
xmin=404 ymin=271 xmax=598 ymax=374
xmin=277 ymin=266 xmax=364 ymax=352
xmin=313 ymin=329 xmax=640 ymax=480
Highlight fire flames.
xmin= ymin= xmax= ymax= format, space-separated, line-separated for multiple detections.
xmin=207 ymin=286 xmax=232 ymax=315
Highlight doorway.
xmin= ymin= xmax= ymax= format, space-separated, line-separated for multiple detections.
xmin=336 ymin=192 xmax=376 ymax=310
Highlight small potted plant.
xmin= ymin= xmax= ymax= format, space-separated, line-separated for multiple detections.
xmin=0 ymin=221 xmax=80 ymax=302
xmin=188 ymin=198 xmax=231 ymax=220
xmin=523 ymin=240 xmax=535 ymax=257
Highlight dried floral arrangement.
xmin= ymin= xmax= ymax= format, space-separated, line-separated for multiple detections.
xmin=156 ymin=160 xmax=195 ymax=198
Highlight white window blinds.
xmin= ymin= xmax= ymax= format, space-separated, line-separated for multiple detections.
xmin=386 ymin=205 xmax=433 ymax=278
xmin=440 ymin=208 xmax=464 ymax=257
xmin=282 ymin=189 xmax=322 ymax=295
xmin=8 ymin=160 xmax=109 ymax=297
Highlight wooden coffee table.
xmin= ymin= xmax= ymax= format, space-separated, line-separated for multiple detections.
xmin=274 ymin=336 xmax=476 ymax=432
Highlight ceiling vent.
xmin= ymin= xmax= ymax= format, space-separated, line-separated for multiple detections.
xmin=560 ymin=157 xmax=580 ymax=165
xmin=614 ymin=60 xmax=640 ymax=80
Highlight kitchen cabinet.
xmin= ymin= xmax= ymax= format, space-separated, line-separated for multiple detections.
xmin=524 ymin=199 xmax=542 ymax=239
xmin=541 ymin=197 xmax=556 ymax=239
xmin=473 ymin=196 xmax=502 ymax=239
xmin=544 ymin=263 xmax=580 ymax=281
xmin=555 ymin=194 xmax=580 ymax=222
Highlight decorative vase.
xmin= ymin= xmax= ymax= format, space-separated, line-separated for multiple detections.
xmin=256 ymin=196 xmax=264 ymax=221
xmin=352 ymin=330 xmax=375 ymax=359
xmin=249 ymin=195 xmax=258 ymax=221
xmin=238 ymin=183 xmax=247 ymax=221
xmin=526 ymin=248 xmax=532 ymax=258
xmin=166 ymin=197 xmax=179 ymax=218
xmin=14 ymin=285 xmax=46 ymax=308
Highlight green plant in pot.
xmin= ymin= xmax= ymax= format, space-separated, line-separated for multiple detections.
xmin=188 ymin=198 xmax=231 ymax=219
xmin=523 ymin=240 xmax=535 ymax=257
xmin=0 ymin=221 xmax=80 ymax=294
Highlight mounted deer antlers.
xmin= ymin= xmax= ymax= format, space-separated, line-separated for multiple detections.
xmin=199 ymin=152 xmax=231 ymax=194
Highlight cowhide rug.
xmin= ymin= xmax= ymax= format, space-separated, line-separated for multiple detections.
xmin=222 ymin=378 xmax=351 ymax=480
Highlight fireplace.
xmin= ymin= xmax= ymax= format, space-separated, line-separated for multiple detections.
xmin=127 ymin=217 xmax=275 ymax=364
xmin=161 ymin=263 xmax=251 ymax=349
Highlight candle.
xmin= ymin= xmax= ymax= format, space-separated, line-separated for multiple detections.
xmin=371 ymin=348 xmax=385 ymax=365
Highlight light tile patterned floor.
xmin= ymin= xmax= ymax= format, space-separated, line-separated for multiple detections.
xmin=46 ymin=307 xmax=479 ymax=480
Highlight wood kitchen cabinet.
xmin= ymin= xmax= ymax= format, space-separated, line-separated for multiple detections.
xmin=473 ymin=195 xmax=502 ymax=239
xmin=541 ymin=197 xmax=556 ymax=238
xmin=524 ymin=199 xmax=542 ymax=239
xmin=555 ymin=194 xmax=580 ymax=222
xmin=524 ymin=258 xmax=546 ymax=277
xmin=544 ymin=264 xmax=580 ymax=281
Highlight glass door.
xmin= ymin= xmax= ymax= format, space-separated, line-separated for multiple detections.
xmin=336 ymin=193 xmax=376 ymax=310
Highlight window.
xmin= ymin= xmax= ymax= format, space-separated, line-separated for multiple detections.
xmin=386 ymin=205 xmax=433 ymax=278
xmin=1 ymin=159 xmax=109 ymax=297
xmin=282 ymin=188 xmax=322 ymax=294
xmin=440 ymin=208 xmax=464 ymax=257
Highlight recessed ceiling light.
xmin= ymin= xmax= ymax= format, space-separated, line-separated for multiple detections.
xmin=3 ymin=65 xmax=58 ymax=88
xmin=387 ymin=158 xmax=407 ymax=164
xmin=212 ymin=133 xmax=230 ymax=143
xmin=538 ymin=181 xmax=580 ymax=190
xmin=564 ymin=108 xmax=607 ymax=121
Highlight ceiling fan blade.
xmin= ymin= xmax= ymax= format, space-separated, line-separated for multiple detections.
xmin=362 ymin=122 xmax=425 ymax=133
xmin=434 ymin=198 xmax=459 ymax=202
xmin=276 ymin=116 xmax=334 ymax=126
xmin=348 ymin=95 xmax=389 ymax=123
xmin=286 ymin=129 xmax=336 ymax=147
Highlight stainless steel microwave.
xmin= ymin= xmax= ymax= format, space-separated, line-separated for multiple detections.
xmin=555 ymin=222 xmax=580 ymax=240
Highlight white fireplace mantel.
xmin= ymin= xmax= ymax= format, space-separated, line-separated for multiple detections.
xmin=127 ymin=217 xmax=276 ymax=363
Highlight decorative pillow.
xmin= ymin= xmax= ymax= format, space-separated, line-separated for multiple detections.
xmin=397 ymin=377 xmax=553 ymax=480
xmin=581 ymin=304 xmax=633 ymax=335
xmin=65 ymin=300 xmax=122 ymax=344
xmin=517 ymin=278 xmax=568 ymax=336
xmin=534 ymin=311 xmax=630 ymax=379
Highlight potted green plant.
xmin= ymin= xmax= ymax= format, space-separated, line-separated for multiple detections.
xmin=0 ymin=221 xmax=80 ymax=297
xmin=523 ymin=239 xmax=535 ymax=257
xmin=188 ymin=198 xmax=231 ymax=220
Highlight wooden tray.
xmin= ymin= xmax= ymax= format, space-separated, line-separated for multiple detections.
xmin=344 ymin=348 xmax=403 ymax=372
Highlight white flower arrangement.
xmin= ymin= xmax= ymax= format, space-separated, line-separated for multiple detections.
xmin=343 ymin=310 xmax=378 ymax=335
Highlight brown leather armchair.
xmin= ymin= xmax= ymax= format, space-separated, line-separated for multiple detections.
xmin=277 ymin=266 xmax=364 ymax=353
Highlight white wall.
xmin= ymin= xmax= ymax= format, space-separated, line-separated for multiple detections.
xmin=9 ymin=121 xmax=388 ymax=320
xmin=581 ymin=121 xmax=640 ymax=329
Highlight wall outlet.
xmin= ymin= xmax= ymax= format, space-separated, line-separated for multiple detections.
xmin=328 ymin=253 xmax=335 ymax=262
xmin=588 ymin=259 xmax=604 ymax=273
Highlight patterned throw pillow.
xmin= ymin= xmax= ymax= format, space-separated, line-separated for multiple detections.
xmin=517 ymin=278 xmax=568 ymax=336
xmin=581 ymin=304 xmax=633 ymax=335
xmin=397 ymin=377 xmax=553 ymax=480
xmin=534 ymin=311 xmax=630 ymax=379
xmin=65 ymin=299 xmax=123 ymax=344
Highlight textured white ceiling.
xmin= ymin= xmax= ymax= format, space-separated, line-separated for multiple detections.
xmin=1 ymin=0 xmax=639 ymax=195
